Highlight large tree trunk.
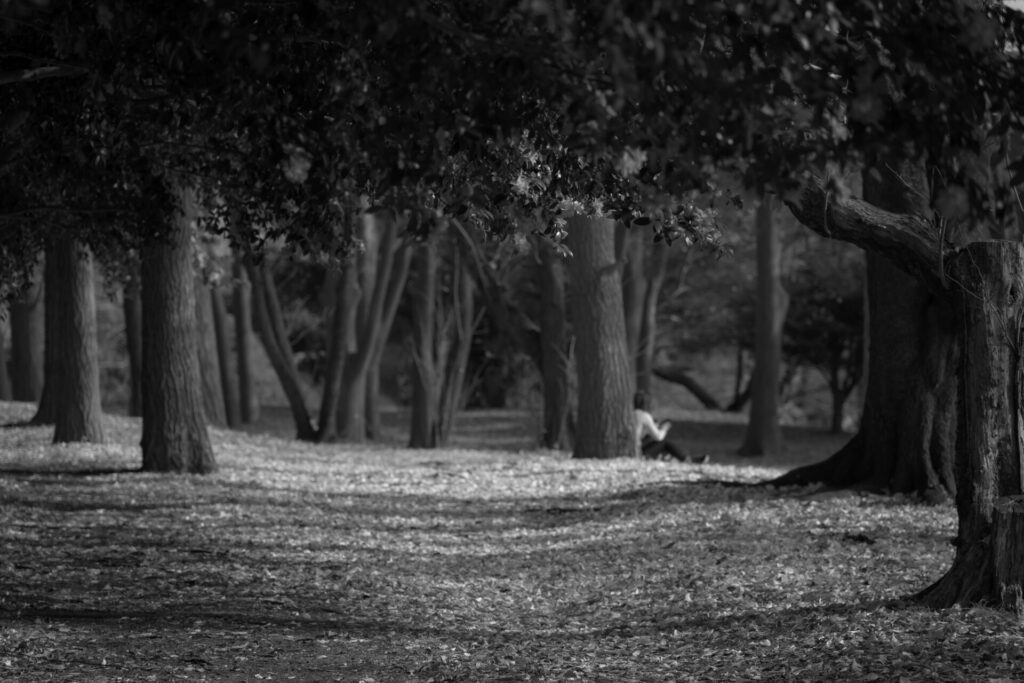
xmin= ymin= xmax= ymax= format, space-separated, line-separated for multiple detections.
xmin=917 ymin=241 xmax=1024 ymax=607
xmin=739 ymin=197 xmax=788 ymax=457
xmin=140 ymin=185 xmax=216 ymax=474
xmin=43 ymin=240 xmax=105 ymax=443
xmin=9 ymin=265 xmax=43 ymax=403
xmin=232 ymin=259 xmax=259 ymax=424
xmin=123 ymin=272 xmax=144 ymax=417
xmin=773 ymin=162 xmax=957 ymax=500
xmin=567 ymin=215 xmax=634 ymax=459
xmin=538 ymin=237 xmax=572 ymax=449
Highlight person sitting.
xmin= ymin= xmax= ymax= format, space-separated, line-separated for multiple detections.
xmin=633 ymin=392 xmax=709 ymax=464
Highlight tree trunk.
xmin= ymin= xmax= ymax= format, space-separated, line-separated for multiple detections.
xmin=210 ymin=283 xmax=241 ymax=428
xmin=917 ymin=241 xmax=1024 ymax=606
xmin=245 ymin=257 xmax=317 ymax=441
xmin=123 ymin=273 xmax=144 ymax=417
xmin=317 ymin=263 xmax=360 ymax=442
xmin=774 ymin=162 xmax=957 ymax=500
xmin=0 ymin=310 xmax=11 ymax=401
xmin=637 ymin=242 xmax=669 ymax=397
xmin=195 ymin=277 xmax=227 ymax=427
xmin=538 ymin=237 xmax=572 ymax=449
xmin=567 ymin=215 xmax=634 ymax=459
xmin=31 ymin=255 xmax=57 ymax=425
xmin=739 ymin=197 xmax=788 ymax=456
xmin=140 ymin=184 xmax=216 ymax=474
xmin=409 ymin=238 xmax=440 ymax=448
xmin=652 ymin=366 xmax=722 ymax=409
xmin=41 ymin=240 xmax=105 ymax=443
xmin=9 ymin=265 xmax=43 ymax=402
xmin=620 ymin=226 xmax=646 ymax=369
xmin=232 ymin=259 xmax=259 ymax=423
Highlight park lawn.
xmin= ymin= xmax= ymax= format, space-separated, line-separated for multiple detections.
xmin=1 ymin=401 xmax=1022 ymax=682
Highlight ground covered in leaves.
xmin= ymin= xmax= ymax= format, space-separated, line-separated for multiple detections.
xmin=2 ymin=402 xmax=1023 ymax=682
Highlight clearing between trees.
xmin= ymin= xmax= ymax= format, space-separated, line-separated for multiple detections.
xmin=1 ymin=402 xmax=1022 ymax=682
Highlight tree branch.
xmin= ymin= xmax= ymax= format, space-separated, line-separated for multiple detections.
xmin=784 ymin=178 xmax=949 ymax=292
xmin=0 ymin=64 xmax=88 ymax=86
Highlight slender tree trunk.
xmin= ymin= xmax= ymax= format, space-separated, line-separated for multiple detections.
xmin=232 ymin=259 xmax=259 ymax=423
xmin=365 ymin=363 xmax=381 ymax=439
xmin=438 ymin=257 xmax=478 ymax=444
xmin=538 ymin=238 xmax=572 ymax=449
xmin=39 ymin=240 xmax=105 ymax=443
xmin=195 ymin=276 xmax=227 ymax=427
xmin=317 ymin=264 xmax=360 ymax=442
xmin=773 ymin=161 xmax=957 ymax=501
xmin=140 ymin=185 xmax=216 ymax=473
xmin=211 ymin=284 xmax=241 ymax=428
xmin=567 ymin=215 xmax=634 ymax=459
xmin=739 ymin=197 xmax=788 ymax=456
xmin=918 ymin=241 xmax=1024 ymax=607
xmin=123 ymin=273 xmax=144 ymax=417
xmin=0 ymin=310 xmax=11 ymax=401
xmin=31 ymin=256 xmax=57 ymax=425
xmin=9 ymin=265 xmax=43 ymax=402
xmin=409 ymin=239 xmax=440 ymax=448
xmin=637 ymin=243 xmax=668 ymax=396
xmin=245 ymin=257 xmax=317 ymax=440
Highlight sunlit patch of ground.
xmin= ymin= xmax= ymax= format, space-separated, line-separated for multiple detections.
xmin=1 ymin=401 xmax=1018 ymax=682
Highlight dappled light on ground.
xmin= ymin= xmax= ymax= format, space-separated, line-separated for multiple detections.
xmin=1 ymin=402 xmax=1020 ymax=681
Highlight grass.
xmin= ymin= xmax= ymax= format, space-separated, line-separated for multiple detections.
xmin=2 ymin=401 xmax=1022 ymax=682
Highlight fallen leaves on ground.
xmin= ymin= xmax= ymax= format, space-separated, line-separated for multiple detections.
xmin=0 ymin=401 xmax=1020 ymax=682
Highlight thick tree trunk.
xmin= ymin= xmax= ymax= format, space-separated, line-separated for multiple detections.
xmin=232 ymin=260 xmax=259 ymax=423
xmin=245 ymin=257 xmax=317 ymax=441
xmin=195 ymin=277 xmax=227 ymax=427
xmin=538 ymin=238 xmax=572 ymax=449
xmin=567 ymin=215 xmax=634 ymax=459
xmin=739 ymin=197 xmax=788 ymax=456
xmin=918 ymin=241 xmax=1024 ymax=607
xmin=9 ymin=266 xmax=43 ymax=403
xmin=210 ymin=283 xmax=241 ymax=428
xmin=140 ymin=185 xmax=216 ymax=474
xmin=42 ymin=240 xmax=105 ymax=443
xmin=123 ymin=273 xmax=144 ymax=417
xmin=775 ymin=163 xmax=957 ymax=499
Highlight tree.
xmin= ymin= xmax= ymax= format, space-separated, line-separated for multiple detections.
xmin=140 ymin=184 xmax=215 ymax=473
xmin=566 ymin=215 xmax=634 ymax=460
xmin=232 ymin=259 xmax=260 ymax=424
xmin=122 ymin=269 xmax=144 ymax=417
xmin=8 ymin=267 xmax=43 ymax=402
xmin=738 ymin=197 xmax=788 ymax=456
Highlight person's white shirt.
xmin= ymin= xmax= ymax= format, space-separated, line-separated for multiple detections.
xmin=634 ymin=409 xmax=669 ymax=452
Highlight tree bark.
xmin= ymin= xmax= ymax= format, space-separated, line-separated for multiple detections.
xmin=9 ymin=264 xmax=43 ymax=402
xmin=140 ymin=184 xmax=216 ymax=474
xmin=232 ymin=259 xmax=259 ymax=423
xmin=210 ymin=283 xmax=241 ymax=428
xmin=317 ymin=263 xmax=360 ymax=442
xmin=739 ymin=197 xmax=788 ymax=457
xmin=567 ymin=215 xmax=634 ymax=459
xmin=538 ymin=237 xmax=572 ymax=449
xmin=41 ymin=239 xmax=105 ymax=443
xmin=637 ymin=242 xmax=669 ymax=396
xmin=0 ymin=310 xmax=11 ymax=401
xmin=123 ymin=272 xmax=144 ymax=417
xmin=775 ymin=163 xmax=957 ymax=500
xmin=409 ymin=238 xmax=440 ymax=448
xmin=194 ymin=276 xmax=227 ymax=427
xmin=245 ymin=256 xmax=317 ymax=441
xmin=917 ymin=241 xmax=1024 ymax=607
xmin=31 ymin=255 xmax=57 ymax=425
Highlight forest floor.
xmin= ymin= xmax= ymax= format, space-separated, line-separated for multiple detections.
xmin=2 ymin=402 xmax=1023 ymax=682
